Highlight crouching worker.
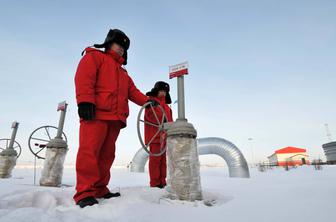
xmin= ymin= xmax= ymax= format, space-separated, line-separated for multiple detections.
xmin=145 ymin=81 xmax=173 ymax=188
xmin=74 ymin=29 xmax=157 ymax=208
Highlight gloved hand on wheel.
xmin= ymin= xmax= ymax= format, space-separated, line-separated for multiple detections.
xmin=146 ymin=99 xmax=159 ymax=108
xmin=78 ymin=102 xmax=96 ymax=120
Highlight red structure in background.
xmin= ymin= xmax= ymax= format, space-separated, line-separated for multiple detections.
xmin=268 ymin=147 xmax=310 ymax=166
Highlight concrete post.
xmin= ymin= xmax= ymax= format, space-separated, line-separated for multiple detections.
xmin=0 ymin=122 xmax=19 ymax=178
xmin=40 ymin=101 xmax=68 ymax=187
xmin=165 ymin=121 xmax=202 ymax=201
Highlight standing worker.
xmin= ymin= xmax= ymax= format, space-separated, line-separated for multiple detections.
xmin=145 ymin=81 xmax=173 ymax=188
xmin=74 ymin=29 xmax=157 ymax=208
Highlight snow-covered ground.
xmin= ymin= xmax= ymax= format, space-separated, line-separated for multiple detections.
xmin=0 ymin=165 xmax=335 ymax=222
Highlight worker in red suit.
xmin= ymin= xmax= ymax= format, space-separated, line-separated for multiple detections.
xmin=74 ymin=29 xmax=158 ymax=208
xmin=145 ymin=81 xmax=173 ymax=188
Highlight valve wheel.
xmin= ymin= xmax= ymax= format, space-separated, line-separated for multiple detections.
xmin=137 ymin=102 xmax=168 ymax=156
xmin=0 ymin=139 xmax=22 ymax=158
xmin=28 ymin=125 xmax=67 ymax=159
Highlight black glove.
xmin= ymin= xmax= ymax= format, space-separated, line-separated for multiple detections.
xmin=146 ymin=99 xmax=159 ymax=108
xmin=78 ymin=102 xmax=96 ymax=120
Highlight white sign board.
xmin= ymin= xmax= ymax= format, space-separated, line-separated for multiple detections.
xmin=169 ymin=61 xmax=189 ymax=79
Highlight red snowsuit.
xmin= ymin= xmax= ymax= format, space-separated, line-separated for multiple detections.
xmin=74 ymin=47 xmax=148 ymax=203
xmin=145 ymin=96 xmax=173 ymax=187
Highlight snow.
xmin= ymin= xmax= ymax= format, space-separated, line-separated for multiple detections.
xmin=0 ymin=165 xmax=335 ymax=222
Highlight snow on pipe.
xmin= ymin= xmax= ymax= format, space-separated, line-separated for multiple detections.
xmin=130 ymin=137 xmax=250 ymax=178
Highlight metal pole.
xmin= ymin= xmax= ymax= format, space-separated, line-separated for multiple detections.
xmin=8 ymin=122 xmax=19 ymax=149
xmin=177 ymin=76 xmax=186 ymax=120
xmin=56 ymin=103 xmax=68 ymax=139
xmin=248 ymin=138 xmax=254 ymax=167
xmin=34 ymin=155 xmax=36 ymax=186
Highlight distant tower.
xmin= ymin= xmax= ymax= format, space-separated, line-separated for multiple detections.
xmin=324 ymin=123 xmax=333 ymax=142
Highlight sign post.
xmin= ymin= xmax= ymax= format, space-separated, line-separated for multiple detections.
xmin=169 ymin=61 xmax=188 ymax=121
xmin=56 ymin=101 xmax=67 ymax=139
xmin=165 ymin=61 xmax=202 ymax=201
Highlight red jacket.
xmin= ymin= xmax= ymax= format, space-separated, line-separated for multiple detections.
xmin=75 ymin=47 xmax=148 ymax=128
xmin=144 ymin=96 xmax=173 ymax=144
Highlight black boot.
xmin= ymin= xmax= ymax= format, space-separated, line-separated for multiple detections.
xmin=102 ymin=192 xmax=121 ymax=199
xmin=77 ymin=196 xmax=98 ymax=208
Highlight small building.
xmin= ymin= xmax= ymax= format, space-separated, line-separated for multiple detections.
xmin=268 ymin=147 xmax=310 ymax=166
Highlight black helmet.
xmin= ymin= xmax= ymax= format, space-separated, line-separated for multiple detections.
xmin=94 ymin=29 xmax=130 ymax=65
xmin=146 ymin=81 xmax=172 ymax=104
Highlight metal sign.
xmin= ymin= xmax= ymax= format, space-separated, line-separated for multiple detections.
xmin=57 ymin=101 xmax=67 ymax=111
xmin=11 ymin=121 xmax=19 ymax=129
xmin=169 ymin=61 xmax=188 ymax=79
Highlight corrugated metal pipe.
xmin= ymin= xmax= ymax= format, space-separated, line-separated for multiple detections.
xmin=130 ymin=137 xmax=250 ymax=178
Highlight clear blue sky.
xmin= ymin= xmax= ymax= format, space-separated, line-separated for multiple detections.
xmin=0 ymin=0 xmax=335 ymax=165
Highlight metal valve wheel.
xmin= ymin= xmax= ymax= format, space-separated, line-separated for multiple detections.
xmin=0 ymin=139 xmax=22 ymax=158
xmin=137 ymin=102 xmax=168 ymax=156
xmin=28 ymin=125 xmax=67 ymax=159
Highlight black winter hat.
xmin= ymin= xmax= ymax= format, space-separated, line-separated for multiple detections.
xmin=146 ymin=81 xmax=172 ymax=104
xmin=94 ymin=29 xmax=130 ymax=65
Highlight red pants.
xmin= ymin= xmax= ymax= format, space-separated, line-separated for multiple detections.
xmin=73 ymin=120 xmax=121 ymax=203
xmin=149 ymin=143 xmax=167 ymax=187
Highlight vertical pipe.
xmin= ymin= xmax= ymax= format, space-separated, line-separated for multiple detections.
xmin=177 ymin=76 xmax=186 ymax=120
xmin=56 ymin=103 xmax=67 ymax=138
xmin=34 ymin=156 xmax=36 ymax=185
xmin=8 ymin=122 xmax=19 ymax=149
